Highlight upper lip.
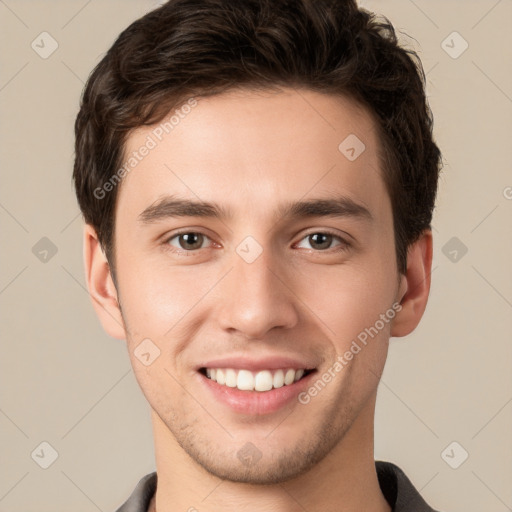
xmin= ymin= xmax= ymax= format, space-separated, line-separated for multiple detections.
xmin=197 ymin=355 xmax=319 ymax=372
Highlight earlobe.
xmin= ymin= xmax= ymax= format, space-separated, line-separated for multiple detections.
xmin=83 ymin=224 xmax=126 ymax=340
xmin=391 ymin=230 xmax=433 ymax=338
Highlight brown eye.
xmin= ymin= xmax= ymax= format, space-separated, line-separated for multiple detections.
xmin=168 ymin=232 xmax=208 ymax=251
xmin=308 ymin=233 xmax=334 ymax=250
xmin=296 ymin=232 xmax=345 ymax=251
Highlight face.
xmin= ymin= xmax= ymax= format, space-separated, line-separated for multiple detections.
xmin=104 ymin=88 xmax=408 ymax=483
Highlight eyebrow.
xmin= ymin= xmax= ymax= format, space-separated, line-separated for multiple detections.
xmin=137 ymin=194 xmax=373 ymax=224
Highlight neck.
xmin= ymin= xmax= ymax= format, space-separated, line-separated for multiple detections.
xmin=149 ymin=396 xmax=391 ymax=512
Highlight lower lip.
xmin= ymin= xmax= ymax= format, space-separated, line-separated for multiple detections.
xmin=197 ymin=370 xmax=317 ymax=415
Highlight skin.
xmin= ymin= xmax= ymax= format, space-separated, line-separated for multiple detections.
xmin=84 ymin=87 xmax=432 ymax=512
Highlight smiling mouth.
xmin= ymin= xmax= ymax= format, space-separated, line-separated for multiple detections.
xmin=198 ymin=367 xmax=316 ymax=392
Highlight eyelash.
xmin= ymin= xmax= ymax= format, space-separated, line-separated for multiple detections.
xmin=162 ymin=229 xmax=351 ymax=256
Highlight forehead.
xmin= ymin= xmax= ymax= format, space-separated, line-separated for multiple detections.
xmin=116 ymin=87 xmax=388 ymax=224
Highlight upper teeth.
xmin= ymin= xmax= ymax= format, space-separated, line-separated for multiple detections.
xmin=205 ymin=368 xmax=306 ymax=392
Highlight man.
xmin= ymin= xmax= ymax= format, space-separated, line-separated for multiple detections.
xmin=73 ymin=0 xmax=443 ymax=510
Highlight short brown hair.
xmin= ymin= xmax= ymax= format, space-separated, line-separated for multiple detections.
xmin=73 ymin=0 xmax=442 ymax=280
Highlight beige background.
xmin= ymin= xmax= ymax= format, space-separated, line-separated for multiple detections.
xmin=1 ymin=0 xmax=511 ymax=511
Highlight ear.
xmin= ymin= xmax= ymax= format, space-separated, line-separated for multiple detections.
xmin=83 ymin=224 xmax=126 ymax=340
xmin=391 ymin=230 xmax=433 ymax=337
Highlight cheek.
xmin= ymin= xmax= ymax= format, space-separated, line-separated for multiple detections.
xmin=294 ymin=257 xmax=397 ymax=338
xmin=117 ymin=253 xmax=220 ymax=340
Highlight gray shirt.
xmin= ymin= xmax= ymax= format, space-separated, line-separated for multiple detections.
xmin=115 ymin=460 xmax=442 ymax=511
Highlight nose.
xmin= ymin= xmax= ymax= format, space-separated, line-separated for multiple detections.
xmin=215 ymin=245 xmax=299 ymax=339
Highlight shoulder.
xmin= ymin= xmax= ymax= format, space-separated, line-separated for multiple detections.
xmin=114 ymin=472 xmax=157 ymax=512
xmin=375 ymin=460 xmax=444 ymax=512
